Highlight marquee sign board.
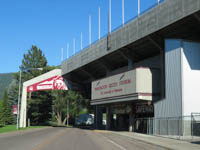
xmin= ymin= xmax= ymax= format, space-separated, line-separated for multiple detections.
xmin=92 ymin=69 xmax=136 ymax=100
xmin=135 ymin=105 xmax=154 ymax=114
xmin=91 ymin=68 xmax=160 ymax=105
xmin=27 ymin=75 xmax=68 ymax=92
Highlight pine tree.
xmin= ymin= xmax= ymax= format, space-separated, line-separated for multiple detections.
xmin=8 ymin=46 xmax=54 ymax=125
xmin=21 ymin=45 xmax=47 ymax=80
xmin=2 ymin=90 xmax=13 ymax=125
xmin=0 ymin=101 xmax=4 ymax=126
xmin=8 ymin=79 xmax=18 ymax=106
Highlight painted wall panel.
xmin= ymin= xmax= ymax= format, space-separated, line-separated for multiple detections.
xmin=182 ymin=41 xmax=200 ymax=116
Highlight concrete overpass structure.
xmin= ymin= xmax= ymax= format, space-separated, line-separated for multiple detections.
xmin=62 ymin=0 xmax=200 ymax=135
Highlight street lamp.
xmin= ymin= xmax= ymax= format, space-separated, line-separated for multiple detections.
xmin=16 ymin=67 xmax=43 ymax=129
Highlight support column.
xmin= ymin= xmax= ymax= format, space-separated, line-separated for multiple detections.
xmin=19 ymin=84 xmax=27 ymax=128
xmin=128 ymin=58 xmax=134 ymax=70
xmin=129 ymin=113 xmax=135 ymax=132
xmin=160 ymin=50 xmax=165 ymax=98
xmin=106 ymin=106 xmax=111 ymax=130
xmin=94 ymin=105 xmax=103 ymax=129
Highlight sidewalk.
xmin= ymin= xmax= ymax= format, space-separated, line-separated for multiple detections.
xmin=111 ymin=131 xmax=200 ymax=150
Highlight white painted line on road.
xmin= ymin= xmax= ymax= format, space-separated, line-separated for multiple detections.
xmin=106 ymin=138 xmax=127 ymax=150
xmin=93 ymin=130 xmax=127 ymax=150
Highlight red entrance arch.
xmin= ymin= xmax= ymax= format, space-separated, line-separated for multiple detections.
xmin=19 ymin=69 xmax=68 ymax=128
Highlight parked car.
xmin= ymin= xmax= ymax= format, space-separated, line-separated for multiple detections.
xmin=75 ymin=114 xmax=94 ymax=126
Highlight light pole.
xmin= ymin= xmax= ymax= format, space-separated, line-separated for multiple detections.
xmin=67 ymin=98 xmax=69 ymax=127
xmin=138 ymin=0 xmax=140 ymax=16
xmin=16 ymin=69 xmax=22 ymax=129
xmin=16 ymin=67 xmax=43 ymax=129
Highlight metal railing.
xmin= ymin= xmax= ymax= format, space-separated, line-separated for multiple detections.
xmin=135 ymin=114 xmax=200 ymax=140
xmin=63 ymin=0 xmax=165 ymax=62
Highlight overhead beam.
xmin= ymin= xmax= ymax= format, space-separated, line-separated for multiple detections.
xmin=121 ymin=47 xmax=141 ymax=61
xmin=194 ymin=13 xmax=200 ymax=23
xmin=79 ymin=68 xmax=95 ymax=80
xmin=96 ymin=60 xmax=110 ymax=72
xmin=147 ymin=36 xmax=163 ymax=52
xmin=118 ymin=50 xmax=129 ymax=60
xmin=98 ymin=59 xmax=113 ymax=71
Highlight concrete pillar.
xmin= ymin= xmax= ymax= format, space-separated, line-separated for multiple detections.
xmin=94 ymin=105 xmax=103 ymax=129
xmin=160 ymin=50 xmax=165 ymax=98
xmin=19 ymin=84 xmax=27 ymax=128
xmin=129 ymin=113 xmax=135 ymax=132
xmin=128 ymin=58 xmax=134 ymax=70
xmin=117 ymin=114 xmax=125 ymax=130
xmin=106 ymin=106 xmax=111 ymax=130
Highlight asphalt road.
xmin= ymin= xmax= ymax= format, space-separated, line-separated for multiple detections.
xmin=0 ymin=127 xmax=167 ymax=150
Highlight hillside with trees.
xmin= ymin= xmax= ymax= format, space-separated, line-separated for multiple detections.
xmin=0 ymin=73 xmax=14 ymax=99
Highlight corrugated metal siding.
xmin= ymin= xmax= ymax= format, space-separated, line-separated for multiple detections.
xmin=154 ymin=39 xmax=183 ymax=118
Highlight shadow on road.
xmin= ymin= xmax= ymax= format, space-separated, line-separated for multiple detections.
xmin=191 ymin=141 xmax=200 ymax=145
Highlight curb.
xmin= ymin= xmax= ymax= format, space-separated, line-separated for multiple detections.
xmin=110 ymin=131 xmax=174 ymax=150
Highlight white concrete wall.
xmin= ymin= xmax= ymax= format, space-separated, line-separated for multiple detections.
xmin=182 ymin=41 xmax=200 ymax=116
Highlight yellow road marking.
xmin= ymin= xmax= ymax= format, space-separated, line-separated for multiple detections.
xmin=93 ymin=130 xmax=109 ymax=133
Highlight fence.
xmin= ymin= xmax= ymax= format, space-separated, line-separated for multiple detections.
xmin=135 ymin=114 xmax=200 ymax=139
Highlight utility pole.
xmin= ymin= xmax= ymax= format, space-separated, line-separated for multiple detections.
xmin=67 ymin=43 xmax=69 ymax=59
xmin=89 ymin=15 xmax=92 ymax=46
xmin=98 ymin=7 xmax=101 ymax=40
xmin=16 ymin=69 xmax=21 ymax=129
xmin=17 ymin=67 xmax=43 ymax=129
xmin=81 ymin=32 xmax=83 ymax=50
xmin=67 ymin=98 xmax=69 ymax=127
xmin=109 ymin=0 xmax=112 ymax=33
xmin=61 ymin=48 xmax=64 ymax=61
xmin=73 ymin=38 xmax=76 ymax=55
xmin=138 ymin=0 xmax=140 ymax=16
xmin=122 ymin=0 xmax=124 ymax=25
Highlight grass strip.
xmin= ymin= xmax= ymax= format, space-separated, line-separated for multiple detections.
xmin=0 ymin=125 xmax=47 ymax=134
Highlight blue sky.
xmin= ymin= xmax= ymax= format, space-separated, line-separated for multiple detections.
xmin=0 ymin=0 xmax=159 ymax=73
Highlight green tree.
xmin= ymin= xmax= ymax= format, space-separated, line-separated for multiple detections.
xmin=0 ymin=101 xmax=4 ymax=126
xmin=8 ymin=45 xmax=48 ymax=107
xmin=52 ymin=90 xmax=88 ymax=125
xmin=2 ymin=91 xmax=13 ymax=125
xmin=8 ymin=45 xmax=57 ymax=125
xmin=8 ymin=79 xmax=18 ymax=106
xmin=52 ymin=90 xmax=67 ymax=125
